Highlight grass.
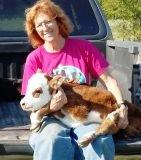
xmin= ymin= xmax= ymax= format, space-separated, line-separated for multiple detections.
xmin=115 ymin=155 xmax=141 ymax=160
xmin=0 ymin=155 xmax=141 ymax=160
xmin=0 ymin=155 xmax=32 ymax=160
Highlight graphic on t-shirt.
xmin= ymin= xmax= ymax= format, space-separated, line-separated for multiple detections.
xmin=52 ymin=65 xmax=86 ymax=84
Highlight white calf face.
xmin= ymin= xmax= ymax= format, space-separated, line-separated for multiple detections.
xmin=20 ymin=73 xmax=52 ymax=111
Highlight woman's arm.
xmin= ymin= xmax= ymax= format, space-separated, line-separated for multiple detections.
xmin=99 ymin=71 xmax=128 ymax=129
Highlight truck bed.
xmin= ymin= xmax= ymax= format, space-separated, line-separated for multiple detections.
xmin=0 ymin=101 xmax=141 ymax=155
xmin=0 ymin=101 xmax=32 ymax=155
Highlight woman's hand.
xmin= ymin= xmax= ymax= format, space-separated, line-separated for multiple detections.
xmin=50 ymin=87 xmax=68 ymax=111
xmin=117 ymin=104 xmax=128 ymax=129
xmin=107 ymin=104 xmax=128 ymax=129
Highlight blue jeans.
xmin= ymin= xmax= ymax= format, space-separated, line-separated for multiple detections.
xmin=29 ymin=117 xmax=115 ymax=160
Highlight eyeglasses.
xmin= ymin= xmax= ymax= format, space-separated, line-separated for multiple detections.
xmin=35 ymin=16 xmax=56 ymax=31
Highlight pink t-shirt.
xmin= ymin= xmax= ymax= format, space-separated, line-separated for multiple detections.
xmin=21 ymin=38 xmax=109 ymax=95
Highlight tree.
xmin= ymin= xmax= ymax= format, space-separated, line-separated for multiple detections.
xmin=99 ymin=0 xmax=141 ymax=41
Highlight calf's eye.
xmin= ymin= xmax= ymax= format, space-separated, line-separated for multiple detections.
xmin=32 ymin=87 xmax=43 ymax=98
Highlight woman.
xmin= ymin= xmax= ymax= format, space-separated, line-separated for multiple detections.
xmin=21 ymin=0 xmax=128 ymax=160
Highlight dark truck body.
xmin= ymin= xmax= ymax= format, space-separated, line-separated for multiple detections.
xmin=0 ymin=0 xmax=141 ymax=155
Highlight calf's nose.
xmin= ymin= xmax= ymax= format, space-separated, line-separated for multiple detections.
xmin=20 ymin=99 xmax=27 ymax=110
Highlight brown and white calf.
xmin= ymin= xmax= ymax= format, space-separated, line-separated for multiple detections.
xmin=20 ymin=72 xmax=141 ymax=147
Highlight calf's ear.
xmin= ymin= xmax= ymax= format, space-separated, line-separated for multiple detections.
xmin=44 ymin=75 xmax=52 ymax=81
xmin=48 ymin=76 xmax=64 ymax=90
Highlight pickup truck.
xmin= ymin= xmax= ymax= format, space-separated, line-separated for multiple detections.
xmin=0 ymin=0 xmax=141 ymax=155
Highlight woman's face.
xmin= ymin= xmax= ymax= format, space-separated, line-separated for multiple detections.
xmin=34 ymin=12 xmax=60 ymax=43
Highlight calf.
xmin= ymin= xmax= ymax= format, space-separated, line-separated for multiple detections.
xmin=20 ymin=72 xmax=141 ymax=147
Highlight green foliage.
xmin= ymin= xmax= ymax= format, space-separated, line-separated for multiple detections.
xmin=98 ymin=0 xmax=141 ymax=41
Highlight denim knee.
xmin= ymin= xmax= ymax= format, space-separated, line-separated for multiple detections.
xmin=100 ymin=135 xmax=115 ymax=160
xmin=29 ymin=118 xmax=75 ymax=160
xmin=100 ymin=135 xmax=115 ymax=150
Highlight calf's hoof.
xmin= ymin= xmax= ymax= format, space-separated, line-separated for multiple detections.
xmin=78 ymin=132 xmax=96 ymax=148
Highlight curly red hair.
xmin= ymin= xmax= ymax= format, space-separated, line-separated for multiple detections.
xmin=25 ymin=0 xmax=74 ymax=48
